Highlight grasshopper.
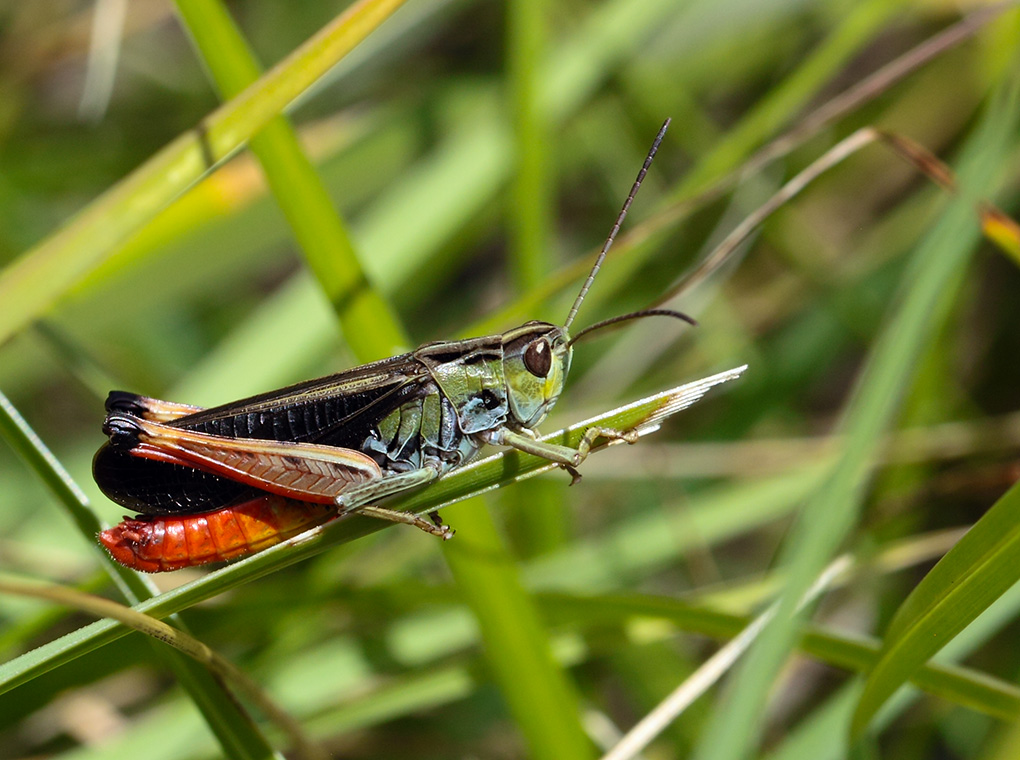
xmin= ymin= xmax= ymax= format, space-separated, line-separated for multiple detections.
xmin=94 ymin=119 xmax=727 ymax=572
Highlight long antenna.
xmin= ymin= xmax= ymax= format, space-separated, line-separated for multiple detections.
xmin=563 ymin=117 xmax=671 ymax=330
xmin=568 ymin=308 xmax=696 ymax=347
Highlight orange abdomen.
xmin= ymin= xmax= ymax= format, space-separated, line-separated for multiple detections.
xmin=99 ymin=496 xmax=336 ymax=572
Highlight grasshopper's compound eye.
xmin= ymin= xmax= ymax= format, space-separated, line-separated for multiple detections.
xmin=523 ymin=339 xmax=552 ymax=378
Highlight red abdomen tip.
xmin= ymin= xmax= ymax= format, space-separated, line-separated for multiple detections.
xmin=100 ymin=497 xmax=336 ymax=572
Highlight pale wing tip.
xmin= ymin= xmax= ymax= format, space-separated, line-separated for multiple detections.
xmin=636 ymin=365 xmax=748 ymax=434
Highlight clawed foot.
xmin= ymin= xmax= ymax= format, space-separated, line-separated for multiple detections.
xmin=428 ymin=511 xmax=456 ymax=540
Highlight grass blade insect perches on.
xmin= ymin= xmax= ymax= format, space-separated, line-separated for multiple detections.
xmin=94 ymin=119 xmax=735 ymax=572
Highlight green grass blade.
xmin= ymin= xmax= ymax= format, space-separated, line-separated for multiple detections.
xmin=694 ymin=70 xmax=1020 ymax=760
xmin=507 ymin=0 xmax=551 ymax=291
xmin=851 ymin=478 xmax=1020 ymax=735
xmin=442 ymin=500 xmax=595 ymax=760
xmin=0 ymin=392 xmax=100 ymax=543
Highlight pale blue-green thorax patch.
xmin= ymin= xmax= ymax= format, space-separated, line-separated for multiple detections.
xmin=417 ymin=339 xmax=509 ymax=434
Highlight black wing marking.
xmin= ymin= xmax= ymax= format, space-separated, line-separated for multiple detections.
xmin=93 ymin=444 xmax=255 ymax=515
xmin=173 ymin=353 xmax=421 ymax=436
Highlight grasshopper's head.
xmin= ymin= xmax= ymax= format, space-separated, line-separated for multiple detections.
xmin=499 ymin=120 xmax=695 ymax=430
xmin=502 ymin=321 xmax=572 ymax=429
xmin=498 ymin=120 xmax=685 ymax=431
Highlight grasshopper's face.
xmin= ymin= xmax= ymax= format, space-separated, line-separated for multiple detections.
xmin=502 ymin=321 xmax=572 ymax=430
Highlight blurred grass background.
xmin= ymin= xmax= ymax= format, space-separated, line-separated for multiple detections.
xmin=1 ymin=1 xmax=1020 ymax=758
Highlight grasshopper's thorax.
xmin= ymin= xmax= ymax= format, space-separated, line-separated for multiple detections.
xmin=501 ymin=321 xmax=572 ymax=430
xmin=413 ymin=322 xmax=570 ymax=441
